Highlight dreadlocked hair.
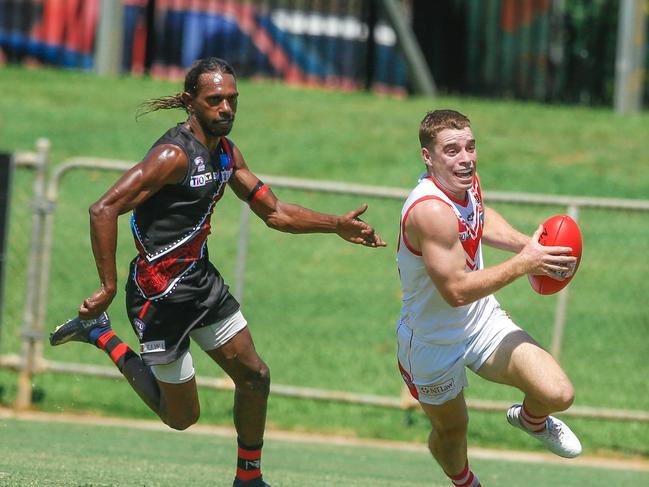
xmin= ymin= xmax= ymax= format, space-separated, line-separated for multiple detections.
xmin=136 ymin=93 xmax=185 ymax=119
xmin=136 ymin=57 xmax=236 ymax=119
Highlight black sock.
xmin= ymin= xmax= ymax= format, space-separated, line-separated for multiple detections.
xmin=95 ymin=330 xmax=161 ymax=414
xmin=236 ymin=438 xmax=263 ymax=483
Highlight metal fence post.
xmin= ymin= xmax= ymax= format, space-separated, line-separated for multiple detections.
xmin=550 ymin=204 xmax=580 ymax=361
xmin=0 ymin=151 xmax=14 ymax=347
xmin=95 ymin=0 xmax=124 ymax=76
xmin=614 ymin=0 xmax=647 ymax=113
xmin=380 ymin=0 xmax=436 ymax=96
xmin=15 ymin=138 xmax=50 ymax=410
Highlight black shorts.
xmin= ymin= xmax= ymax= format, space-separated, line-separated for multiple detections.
xmin=125 ymin=274 xmax=240 ymax=366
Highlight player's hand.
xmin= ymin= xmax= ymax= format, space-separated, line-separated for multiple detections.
xmin=336 ymin=203 xmax=387 ymax=248
xmin=79 ymin=287 xmax=116 ymax=320
xmin=519 ymin=225 xmax=576 ymax=280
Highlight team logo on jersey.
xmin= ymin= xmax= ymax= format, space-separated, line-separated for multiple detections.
xmin=193 ymin=156 xmax=206 ymax=172
xmin=132 ymin=318 xmax=146 ymax=339
xmin=459 ymin=222 xmax=471 ymax=241
xmin=140 ymin=340 xmax=166 ymax=353
xmin=418 ymin=378 xmax=455 ymax=397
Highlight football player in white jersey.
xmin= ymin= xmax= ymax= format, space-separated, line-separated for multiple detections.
xmin=396 ymin=110 xmax=581 ymax=487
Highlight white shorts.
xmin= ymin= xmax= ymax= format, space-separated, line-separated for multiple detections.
xmin=397 ymin=305 xmax=520 ymax=405
xmin=151 ymin=310 xmax=248 ymax=384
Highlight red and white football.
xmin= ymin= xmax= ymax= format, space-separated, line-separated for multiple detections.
xmin=528 ymin=214 xmax=582 ymax=295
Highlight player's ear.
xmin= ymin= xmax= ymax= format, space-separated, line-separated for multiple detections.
xmin=421 ymin=147 xmax=433 ymax=166
xmin=181 ymin=92 xmax=194 ymax=113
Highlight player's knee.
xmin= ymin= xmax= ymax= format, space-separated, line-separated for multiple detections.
xmin=163 ymin=401 xmax=200 ymax=431
xmin=431 ymin=417 xmax=468 ymax=443
xmin=545 ymin=382 xmax=575 ymax=412
xmin=165 ymin=409 xmax=200 ymax=431
xmin=166 ymin=418 xmax=194 ymax=431
xmin=430 ymin=425 xmax=467 ymax=455
xmin=555 ymin=384 xmax=575 ymax=411
xmin=254 ymin=362 xmax=271 ymax=397
xmin=237 ymin=362 xmax=271 ymax=398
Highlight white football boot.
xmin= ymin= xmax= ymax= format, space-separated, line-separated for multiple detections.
xmin=507 ymin=404 xmax=582 ymax=458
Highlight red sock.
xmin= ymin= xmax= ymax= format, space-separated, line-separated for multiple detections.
xmin=446 ymin=461 xmax=481 ymax=487
xmin=236 ymin=439 xmax=263 ymax=482
xmin=96 ymin=330 xmax=134 ymax=371
xmin=521 ymin=401 xmax=549 ymax=433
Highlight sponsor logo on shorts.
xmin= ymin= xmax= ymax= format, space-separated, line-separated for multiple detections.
xmin=132 ymin=318 xmax=146 ymax=339
xmin=140 ymin=340 xmax=166 ymax=353
xmin=417 ymin=378 xmax=455 ymax=397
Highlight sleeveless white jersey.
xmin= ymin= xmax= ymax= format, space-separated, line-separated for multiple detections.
xmin=397 ymin=175 xmax=498 ymax=344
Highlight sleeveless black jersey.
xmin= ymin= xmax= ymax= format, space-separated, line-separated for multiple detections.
xmin=128 ymin=124 xmax=236 ymax=303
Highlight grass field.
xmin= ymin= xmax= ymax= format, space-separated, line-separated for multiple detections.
xmin=1 ymin=412 xmax=648 ymax=487
xmin=1 ymin=66 xmax=648 ymax=460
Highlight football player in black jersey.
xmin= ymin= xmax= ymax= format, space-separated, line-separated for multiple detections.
xmin=50 ymin=57 xmax=385 ymax=487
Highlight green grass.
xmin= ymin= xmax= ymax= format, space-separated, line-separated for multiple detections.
xmin=1 ymin=416 xmax=647 ymax=487
xmin=1 ymin=66 xmax=648 ymax=458
xmin=2 ymin=66 xmax=649 ymax=198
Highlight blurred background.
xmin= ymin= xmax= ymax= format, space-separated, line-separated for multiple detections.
xmin=1 ymin=0 xmax=647 ymax=107
xmin=0 ymin=1 xmax=648 ymax=486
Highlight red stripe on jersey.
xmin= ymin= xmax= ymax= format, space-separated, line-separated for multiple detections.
xmin=400 ymin=195 xmax=450 ymax=256
xmin=398 ymin=360 xmax=419 ymax=400
xmin=461 ymin=233 xmax=481 ymax=263
xmin=474 ymin=173 xmax=482 ymax=199
xmin=134 ymin=223 xmax=211 ymax=299
xmin=220 ymin=137 xmax=235 ymax=169
xmin=139 ymin=300 xmax=151 ymax=320
xmin=426 ymin=176 xmax=469 ymax=207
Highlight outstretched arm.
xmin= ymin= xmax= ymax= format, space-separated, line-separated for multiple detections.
xmin=80 ymin=145 xmax=188 ymax=318
xmin=227 ymin=144 xmax=386 ymax=247
xmin=406 ymin=200 xmax=576 ymax=307
xmin=482 ymin=206 xmax=530 ymax=252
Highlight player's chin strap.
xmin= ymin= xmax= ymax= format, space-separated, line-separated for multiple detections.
xmin=247 ymin=180 xmax=270 ymax=203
